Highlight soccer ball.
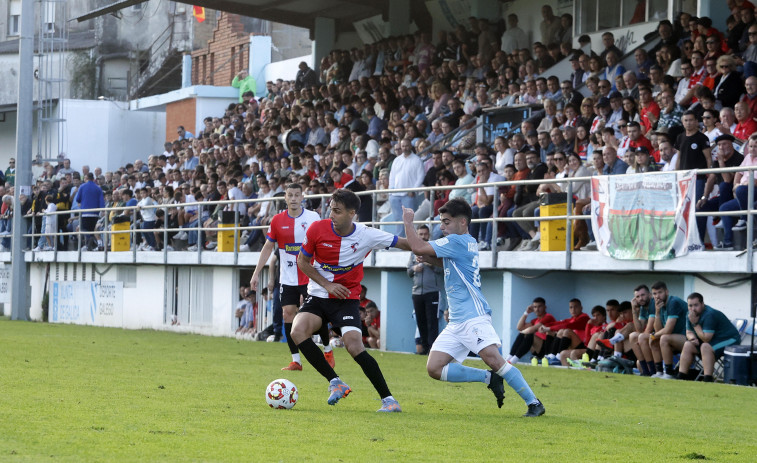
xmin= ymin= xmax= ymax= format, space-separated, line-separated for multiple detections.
xmin=265 ymin=378 xmax=298 ymax=409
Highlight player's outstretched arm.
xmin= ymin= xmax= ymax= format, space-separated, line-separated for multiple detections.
xmin=250 ymin=239 xmax=275 ymax=290
xmin=402 ymin=206 xmax=437 ymax=258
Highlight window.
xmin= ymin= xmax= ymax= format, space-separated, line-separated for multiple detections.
xmin=8 ymin=15 xmax=19 ymax=36
xmin=575 ymin=0 xmax=670 ymax=34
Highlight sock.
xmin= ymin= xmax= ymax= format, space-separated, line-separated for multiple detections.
xmin=558 ymin=336 xmax=572 ymax=353
xmin=654 ymin=362 xmax=663 ymax=374
xmin=440 ymin=362 xmax=488 ymax=383
xmin=639 ymin=361 xmax=651 ymax=376
xmin=296 ymin=339 xmax=337 ymax=381
xmin=646 ymin=361 xmax=656 ymax=374
xmin=514 ymin=334 xmax=535 ymax=358
xmin=678 ymin=370 xmax=694 ymax=381
xmin=498 ymin=363 xmax=538 ymax=405
xmin=586 ymin=348 xmax=597 ymax=360
xmin=284 ymin=323 xmax=298 ymax=355
xmin=703 ymin=375 xmax=714 ymax=382
xmin=323 ymin=344 xmax=332 ymax=353
xmin=663 ymin=363 xmax=673 ymax=375
xmin=318 ymin=323 xmax=331 ymax=349
xmin=510 ymin=355 xmax=519 ymax=364
xmin=613 ymin=351 xmax=622 ymax=358
xmin=291 ymin=353 xmax=301 ymax=364
xmin=354 ymin=351 xmax=392 ymax=399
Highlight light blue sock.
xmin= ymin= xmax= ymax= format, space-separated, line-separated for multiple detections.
xmin=499 ymin=364 xmax=538 ymax=405
xmin=441 ymin=362 xmax=487 ymax=383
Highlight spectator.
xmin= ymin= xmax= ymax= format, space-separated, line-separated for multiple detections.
xmin=718 ymin=133 xmax=757 ymax=249
xmin=640 ymin=281 xmax=688 ymax=379
xmin=386 ymin=139 xmax=424 ymax=237
xmin=4 ymin=158 xmax=15 ymax=186
xmin=73 ymin=172 xmax=105 ymax=251
xmin=365 ymin=301 xmax=381 ymax=349
xmin=677 ymin=292 xmax=742 ymax=381
xmin=676 ymin=111 xmax=712 ymax=200
xmin=176 ymin=125 xmax=194 ymax=141
xmin=407 ymin=225 xmax=443 ymax=355
xmin=539 ymin=298 xmax=590 ymax=365
xmin=294 ymin=61 xmax=317 ymax=91
xmin=231 ymin=70 xmax=256 ymax=103
xmin=507 ymin=297 xmax=556 ymax=363
xmin=469 ymin=159 xmax=504 ymax=250
xmin=501 ymin=14 xmax=529 ymax=54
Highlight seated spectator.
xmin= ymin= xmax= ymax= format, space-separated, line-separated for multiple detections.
xmin=469 ymin=159 xmax=504 ymax=250
xmin=507 ymin=297 xmax=556 ymax=363
xmin=365 ymin=301 xmax=381 ymax=349
xmin=718 ymin=133 xmax=757 ymax=249
xmin=560 ymin=304 xmax=607 ymax=366
xmin=538 ymin=298 xmax=590 ymax=365
xmin=677 ymin=292 xmax=742 ymax=381
xmin=640 ymin=281 xmax=689 ymax=379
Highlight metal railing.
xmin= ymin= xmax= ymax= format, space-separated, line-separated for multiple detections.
xmin=5 ymin=165 xmax=757 ymax=271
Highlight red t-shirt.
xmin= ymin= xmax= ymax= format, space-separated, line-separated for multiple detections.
xmin=547 ymin=313 xmax=590 ymax=339
xmin=629 ymin=136 xmax=657 ymax=162
xmin=533 ymin=313 xmax=557 ymax=340
xmin=265 ymin=209 xmax=321 ymax=286
xmin=640 ymin=102 xmax=660 ymax=134
xmin=734 ymin=119 xmax=757 ymax=140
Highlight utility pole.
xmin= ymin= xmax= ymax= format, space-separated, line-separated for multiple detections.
xmin=11 ymin=0 xmax=35 ymax=321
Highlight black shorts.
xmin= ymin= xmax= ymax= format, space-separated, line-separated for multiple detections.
xmin=299 ymin=295 xmax=361 ymax=330
xmin=280 ymin=284 xmax=308 ymax=307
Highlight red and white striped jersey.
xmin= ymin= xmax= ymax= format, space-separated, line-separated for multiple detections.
xmin=265 ymin=208 xmax=321 ymax=286
xmin=300 ymin=220 xmax=398 ymax=299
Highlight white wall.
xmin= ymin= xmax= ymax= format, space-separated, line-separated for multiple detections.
xmin=194 ymin=96 xmax=237 ymax=138
xmin=62 ymin=99 xmax=165 ymax=172
xmin=264 ymin=55 xmax=312 ymax=84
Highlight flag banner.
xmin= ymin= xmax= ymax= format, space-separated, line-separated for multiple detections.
xmin=590 ymin=171 xmax=703 ymax=260
xmin=193 ymin=6 xmax=205 ymax=22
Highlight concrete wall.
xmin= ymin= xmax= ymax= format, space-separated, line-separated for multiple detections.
xmin=264 ymin=55 xmax=312 ymax=83
xmin=23 ymin=256 xmax=754 ymax=353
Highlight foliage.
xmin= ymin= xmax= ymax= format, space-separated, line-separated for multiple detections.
xmin=0 ymin=321 xmax=755 ymax=462
xmin=68 ymin=51 xmax=96 ymax=100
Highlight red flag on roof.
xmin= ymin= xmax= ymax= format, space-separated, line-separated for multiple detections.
xmin=193 ymin=6 xmax=205 ymax=22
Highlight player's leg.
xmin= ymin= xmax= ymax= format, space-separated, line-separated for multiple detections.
xmin=478 ymin=344 xmax=544 ymax=416
xmin=638 ymin=333 xmax=657 ymax=374
xmin=281 ymin=304 xmax=302 ymax=370
xmin=700 ymin=342 xmax=716 ymax=379
xmin=341 ymin=328 xmax=400 ymax=411
xmin=659 ymin=334 xmax=685 ymax=378
xmin=299 ymin=285 xmax=335 ymax=367
xmin=677 ymin=341 xmax=698 ymax=380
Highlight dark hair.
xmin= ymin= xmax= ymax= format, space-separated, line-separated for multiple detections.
xmin=533 ymin=297 xmax=546 ymax=304
xmin=286 ymin=182 xmax=303 ymax=192
xmin=366 ymin=301 xmax=378 ymax=310
xmin=686 ymin=292 xmax=704 ymax=304
xmin=619 ymin=300 xmax=632 ymax=312
xmin=569 ymin=298 xmax=582 ymax=305
xmin=438 ymin=198 xmax=472 ymax=226
xmin=634 ymin=284 xmax=650 ymax=293
xmin=331 ymin=188 xmax=361 ymax=212
xmin=606 ymin=299 xmax=620 ymax=307
xmin=651 ymin=281 xmax=667 ymax=291
xmin=591 ymin=305 xmax=607 ymax=317
xmin=418 ymin=224 xmax=430 ymax=232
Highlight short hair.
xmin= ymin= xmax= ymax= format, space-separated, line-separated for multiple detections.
xmin=286 ymin=182 xmax=303 ymax=192
xmin=365 ymin=301 xmax=378 ymax=310
xmin=687 ymin=292 xmax=704 ymax=304
xmin=418 ymin=224 xmax=430 ymax=232
xmin=606 ymin=299 xmax=620 ymax=308
xmin=533 ymin=297 xmax=546 ymax=304
xmin=651 ymin=281 xmax=667 ymax=291
xmin=634 ymin=284 xmax=650 ymax=293
xmin=619 ymin=300 xmax=632 ymax=312
xmin=438 ymin=198 xmax=472 ymax=226
xmin=569 ymin=298 xmax=582 ymax=306
xmin=331 ymin=188 xmax=361 ymax=212
xmin=591 ymin=305 xmax=607 ymax=317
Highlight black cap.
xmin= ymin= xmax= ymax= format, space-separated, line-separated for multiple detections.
xmin=527 ymin=130 xmax=538 ymax=137
xmin=714 ymin=134 xmax=736 ymax=144
xmin=635 ymin=146 xmax=650 ymax=155
xmin=596 ymin=97 xmax=610 ymax=108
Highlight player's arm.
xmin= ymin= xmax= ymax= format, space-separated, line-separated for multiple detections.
xmin=296 ymin=251 xmax=350 ymax=299
xmin=401 ymin=206 xmax=438 ymax=258
xmin=655 ymin=316 xmax=678 ymax=337
xmin=250 ymin=239 xmax=275 ymax=291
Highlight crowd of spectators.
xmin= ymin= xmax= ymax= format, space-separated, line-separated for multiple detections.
xmin=3 ymin=4 xmax=757 ymax=252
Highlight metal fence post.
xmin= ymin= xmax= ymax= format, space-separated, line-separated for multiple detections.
xmin=565 ymin=181 xmax=574 ymax=270
xmin=491 ymin=185 xmax=499 ymax=266
xmin=233 ymin=208 xmax=239 ymax=266
xmin=748 ymin=177 xmax=754 ymax=273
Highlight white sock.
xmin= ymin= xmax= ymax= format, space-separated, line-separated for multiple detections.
xmin=613 ymin=351 xmax=622 ymax=357
xmin=384 ymin=395 xmax=395 ymax=402
xmin=292 ymin=353 xmax=301 ymax=363
xmin=510 ymin=355 xmax=519 ymax=364
xmin=323 ymin=344 xmax=332 ymax=353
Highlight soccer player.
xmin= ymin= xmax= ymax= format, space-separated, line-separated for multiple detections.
xmin=290 ymin=189 xmax=412 ymax=412
xmin=402 ymin=198 xmax=545 ymax=417
xmin=250 ymin=183 xmax=335 ymax=371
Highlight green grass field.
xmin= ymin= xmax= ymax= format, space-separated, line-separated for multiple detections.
xmin=0 ymin=319 xmax=755 ymax=462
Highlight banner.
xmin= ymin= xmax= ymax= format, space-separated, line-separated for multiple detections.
xmin=0 ymin=265 xmax=9 ymax=303
xmin=354 ymin=15 xmax=418 ymax=44
xmin=50 ymin=281 xmax=124 ymax=327
xmin=590 ymin=171 xmax=703 ymax=260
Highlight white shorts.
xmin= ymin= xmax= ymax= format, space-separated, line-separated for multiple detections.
xmin=430 ymin=315 xmax=501 ymax=363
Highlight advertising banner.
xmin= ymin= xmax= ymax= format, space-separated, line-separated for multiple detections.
xmin=50 ymin=281 xmax=124 ymax=327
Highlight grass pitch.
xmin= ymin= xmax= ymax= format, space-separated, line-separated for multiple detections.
xmin=0 ymin=319 xmax=755 ymax=462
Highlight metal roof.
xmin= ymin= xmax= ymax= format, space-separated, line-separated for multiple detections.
xmin=76 ymin=0 xmax=403 ymax=34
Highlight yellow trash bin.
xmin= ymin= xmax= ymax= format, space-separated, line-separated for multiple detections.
xmin=217 ymin=211 xmax=238 ymax=252
xmin=110 ymin=218 xmax=131 ymax=252
xmin=539 ymin=193 xmax=572 ymax=251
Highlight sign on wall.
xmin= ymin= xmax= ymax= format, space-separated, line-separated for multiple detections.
xmin=50 ymin=281 xmax=124 ymax=327
xmin=0 ymin=265 xmax=9 ymax=303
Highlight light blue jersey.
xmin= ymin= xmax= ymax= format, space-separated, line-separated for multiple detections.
xmin=429 ymin=233 xmax=492 ymax=324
